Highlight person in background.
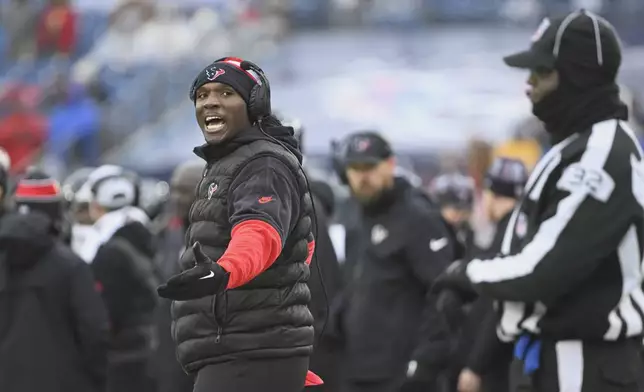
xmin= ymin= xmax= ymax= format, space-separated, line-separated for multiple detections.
xmin=494 ymin=122 xmax=544 ymax=172
xmin=0 ymin=170 xmax=109 ymax=392
xmin=153 ymin=160 xmax=203 ymax=392
xmin=465 ymin=138 xmax=493 ymax=192
xmin=1 ymin=0 xmax=39 ymax=60
xmin=36 ymin=0 xmax=77 ymax=57
xmin=0 ymin=148 xmax=11 ymax=216
xmin=428 ymin=172 xmax=477 ymax=261
xmin=78 ymin=165 xmax=159 ymax=392
xmin=0 ymin=84 xmax=47 ymax=174
xmin=454 ymin=157 xmax=528 ymax=392
xmin=62 ymin=166 xmax=97 ymax=254
xmin=479 ymin=157 xmax=529 ymax=257
xmin=334 ymin=131 xmax=453 ymax=392
xmin=44 ymin=71 xmax=101 ymax=168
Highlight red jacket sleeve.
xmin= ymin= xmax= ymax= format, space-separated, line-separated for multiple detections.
xmin=217 ymin=221 xmax=316 ymax=289
xmin=217 ymin=220 xmax=282 ymax=289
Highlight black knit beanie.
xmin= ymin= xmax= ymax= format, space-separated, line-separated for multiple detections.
xmin=484 ymin=157 xmax=528 ymax=199
xmin=189 ymin=57 xmax=260 ymax=106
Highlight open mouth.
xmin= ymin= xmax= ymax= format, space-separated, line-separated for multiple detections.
xmin=204 ymin=116 xmax=225 ymax=132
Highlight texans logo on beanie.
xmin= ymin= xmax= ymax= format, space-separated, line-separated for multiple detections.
xmin=189 ymin=57 xmax=262 ymax=105
xmin=14 ymin=170 xmax=63 ymax=222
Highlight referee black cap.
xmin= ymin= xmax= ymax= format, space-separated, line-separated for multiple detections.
xmin=504 ymin=9 xmax=621 ymax=82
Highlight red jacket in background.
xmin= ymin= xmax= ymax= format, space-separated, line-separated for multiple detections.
xmin=37 ymin=5 xmax=77 ymax=55
xmin=0 ymin=112 xmax=48 ymax=174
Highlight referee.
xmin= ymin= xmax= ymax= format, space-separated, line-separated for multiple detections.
xmin=433 ymin=10 xmax=644 ymax=392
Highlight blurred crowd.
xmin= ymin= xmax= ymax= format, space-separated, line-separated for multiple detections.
xmin=0 ymin=0 xmax=642 ymax=181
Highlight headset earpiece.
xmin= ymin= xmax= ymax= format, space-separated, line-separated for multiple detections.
xmin=240 ymin=60 xmax=272 ymax=123
xmin=331 ymin=138 xmax=350 ymax=185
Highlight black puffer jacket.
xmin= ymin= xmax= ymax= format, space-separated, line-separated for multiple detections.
xmin=172 ymin=126 xmax=315 ymax=373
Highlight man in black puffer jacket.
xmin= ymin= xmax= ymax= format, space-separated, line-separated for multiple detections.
xmin=157 ymin=57 xmax=321 ymax=392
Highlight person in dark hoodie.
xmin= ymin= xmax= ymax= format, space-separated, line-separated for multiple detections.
xmin=156 ymin=57 xmax=322 ymax=392
xmin=333 ymin=131 xmax=453 ymax=392
xmin=0 ymin=170 xmax=109 ymax=392
xmin=80 ymin=165 xmax=159 ymax=392
xmin=0 ymin=147 xmax=10 ymax=216
xmin=454 ymin=157 xmax=528 ymax=392
xmin=153 ymin=160 xmax=204 ymax=392
xmin=427 ymin=172 xmax=477 ymax=261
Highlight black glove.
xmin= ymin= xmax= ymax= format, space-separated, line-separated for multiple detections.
xmin=436 ymin=289 xmax=467 ymax=331
xmin=431 ymin=260 xmax=476 ymax=298
xmin=400 ymin=361 xmax=441 ymax=392
xmin=157 ymin=242 xmax=230 ymax=301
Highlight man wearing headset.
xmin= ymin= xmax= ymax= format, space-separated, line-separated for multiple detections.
xmin=157 ymin=57 xmax=322 ymax=392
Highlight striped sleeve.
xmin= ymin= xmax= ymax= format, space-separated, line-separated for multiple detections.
xmin=466 ymin=122 xmax=633 ymax=303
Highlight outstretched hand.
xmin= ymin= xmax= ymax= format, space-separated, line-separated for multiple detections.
xmin=157 ymin=242 xmax=230 ymax=301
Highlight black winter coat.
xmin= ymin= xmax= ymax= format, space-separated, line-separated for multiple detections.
xmin=342 ymin=178 xmax=454 ymax=381
xmin=0 ymin=212 xmax=110 ymax=392
xmin=172 ymin=126 xmax=315 ymax=373
xmin=91 ymin=219 xmax=160 ymax=364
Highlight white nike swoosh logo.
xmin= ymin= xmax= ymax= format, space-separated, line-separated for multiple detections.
xmin=199 ymin=271 xmax=215 ymax=280
xmin=429 ymin=237 xmax=448 ymax=252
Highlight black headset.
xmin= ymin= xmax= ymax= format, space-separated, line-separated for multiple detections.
xmin=214 ymin=57 xmax=272 ymax=123
xmin=331 ymin=138 xmax=349 ymax=185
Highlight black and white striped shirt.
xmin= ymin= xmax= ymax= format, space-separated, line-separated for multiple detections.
xmin=466 ymin=119 xmax=644 ymax=342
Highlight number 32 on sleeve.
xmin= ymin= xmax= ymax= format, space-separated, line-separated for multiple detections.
xmin=556 ymin=163 xmax=615 ymax=202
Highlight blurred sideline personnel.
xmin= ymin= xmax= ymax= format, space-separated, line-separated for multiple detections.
xmin=153 ymin=160 xmax=203 ymax=392
xmin=433 ymin=10 xmax=644 ymax=392
xmin=0 ymin=170 xmax=109 ymax=392
xmin=279 ymin=112 xmax=344 ymax=392
xmin=78 ymin=165 xmax=159 ymax=392
xmin=156 ymin=57 xmax=322 ymax=391
xmin=428 ymin=172 xmax=477 ymax=260
xmin=0 ymin=148 xmax=10 ymax=216
xmin=455 ymin=158 xmax=528 ymax=392
xmin=62 ymin=166 xmax=96 ymax=254
xmin=333 ymin=131 xmax=453 ymax=392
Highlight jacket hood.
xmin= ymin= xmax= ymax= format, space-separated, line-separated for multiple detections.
xmin=0 ymin=212 xmax=54 ymax=268
xmin=194 ymin=124 xmax=303 ymax=164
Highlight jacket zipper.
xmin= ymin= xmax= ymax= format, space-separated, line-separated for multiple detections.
xmin=212 ymin=294 xmax=223 ymax=344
